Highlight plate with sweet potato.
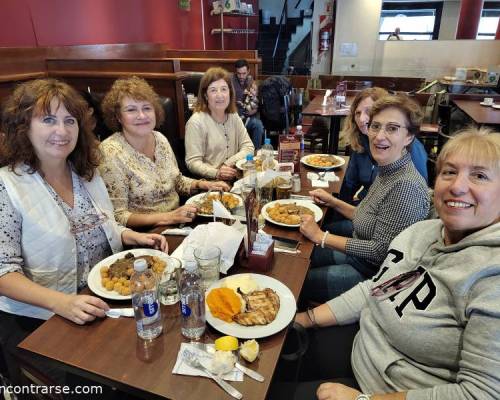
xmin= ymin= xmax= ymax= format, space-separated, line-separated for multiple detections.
xmin=205 ymin=273 xmax=296 ymax=339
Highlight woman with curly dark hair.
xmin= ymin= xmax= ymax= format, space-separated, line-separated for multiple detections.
xmin=99 ymin=76 xmax=229 ymax=228
xmin=0 ymin=78 xmax=167 ymax=384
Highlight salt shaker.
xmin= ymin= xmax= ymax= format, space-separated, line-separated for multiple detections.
xmin=292 ymin=174 xmax=301 ymax=193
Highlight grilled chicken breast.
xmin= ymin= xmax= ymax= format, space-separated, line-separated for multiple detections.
xmin=233 ymin=288 xmax=280 ymax=326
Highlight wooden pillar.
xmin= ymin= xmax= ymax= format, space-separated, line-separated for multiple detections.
xmin=456 ymin=0 xmax=484 ymax=39
xmin=496 ymin=16 xmax=500 ymax=39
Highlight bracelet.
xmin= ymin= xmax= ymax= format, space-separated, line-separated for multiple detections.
xmin=320 ymin=230 xmax=329 ymax=248
xmin=306 ymin=308 xmax=318 ymax=328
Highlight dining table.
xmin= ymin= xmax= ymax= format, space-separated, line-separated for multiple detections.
xmin=452 ymin=99 xmax=500 ymax=126
xmin=301 ymin=96 xmax=351 ymax=155
xmin=18 ymin=156 xmax=348 ymax=400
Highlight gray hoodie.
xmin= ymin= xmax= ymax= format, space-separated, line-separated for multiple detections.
xmin=328 ymin=219 xmax=500 ymax=399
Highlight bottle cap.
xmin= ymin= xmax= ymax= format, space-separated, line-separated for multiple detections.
xmin=133 ymin=258 xmax=148 ymax=272
xmin=264 ymin=138 xmax=271 ymax=145
xmin=296 ymin=125 xmax=302 ymax=130
xmin=246 ymin=154 xmax=254 ymax=161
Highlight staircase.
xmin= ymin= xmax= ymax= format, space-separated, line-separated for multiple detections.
xmin=257 ymin=11 xmax=306 ymax=75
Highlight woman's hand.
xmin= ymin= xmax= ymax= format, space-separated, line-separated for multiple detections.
xmin=199 ymin=180 xmax=231 ymax=192
xmin=216 ymin=165 xmax=238 ymax=181
xmin=53 ymin=293 xmax=109 ymax=325
xmin=316 ymin=382 xmax=361 ymax=400
xmin=162 ymin=205 xmax=198 ymax=225
xmin=122 ymin=230 xmax=168 ymax=252
xmin=300 ymin=214 xmax=324 ymax=245
xmin=310 ymin=189 xmax=336 ymax=208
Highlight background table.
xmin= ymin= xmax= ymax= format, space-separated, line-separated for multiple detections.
xmin=452 ymin=99 xmax=500 ymax=126
xmin=302 ymin=97 xmax=351 ymax=155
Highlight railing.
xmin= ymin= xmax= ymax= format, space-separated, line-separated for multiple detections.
xmin=272 ymin=0 xmax=288 ymax=73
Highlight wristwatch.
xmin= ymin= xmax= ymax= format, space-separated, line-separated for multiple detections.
xmin=355 ymin=395 xmax=371 ymax=400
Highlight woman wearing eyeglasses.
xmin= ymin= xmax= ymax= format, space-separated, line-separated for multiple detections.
xmin=274 ymin=127 xmax=500 ymax=400
xmin=0 ymin=79 xmax=167 ymax=385
xmin=339 ymin=87 xmax=428 ymax=205
xmin=300 ymin=95 xmax=430 ymax=302
xmin=185 ymin=67 xmax=255 ymax=181
xmin=99 ymin=76 xmax=229 ymax=228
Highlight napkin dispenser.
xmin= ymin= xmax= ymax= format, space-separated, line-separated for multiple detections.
xmin=239 ymin=241 xmax=274 ymax=272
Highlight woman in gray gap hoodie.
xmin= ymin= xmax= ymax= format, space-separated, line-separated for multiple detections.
xmin=289 ymin=127 xmax=500 ymax=400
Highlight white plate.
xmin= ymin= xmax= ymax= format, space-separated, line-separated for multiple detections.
xmin=300 ymin=154 xmax=345 ymax=169
xmin=261 ymin=199 xmax=323 ymax=227
xmin=205 ymin=273 xmax=296 ymax=339
xmin=480 ymin=102 xmax=493 ymax=107
xmin=492 ymin=104 xmax=500 ymax=110
xmin=235 ymin=158 xmax=278 ymax=171
xmin=185 ymin=192 xmax=243 ymax=217
xmin=87 ymin=249 xmax=173 ymax=300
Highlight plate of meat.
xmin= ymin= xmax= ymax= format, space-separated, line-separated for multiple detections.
xmin=205 ymin=273 xmax=296 ymax=339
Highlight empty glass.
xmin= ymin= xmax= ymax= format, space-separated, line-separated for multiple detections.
xmin=158 ymin=258 xmax=182 ymax=305
xmin=194 ymin=245 xmax=221 ymax=292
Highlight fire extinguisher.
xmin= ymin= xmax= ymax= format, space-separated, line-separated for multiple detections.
xmin=319 ymin=29 xmax=330 ymax=51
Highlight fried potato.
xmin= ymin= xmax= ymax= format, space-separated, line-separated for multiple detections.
xmin=266 ymin=203 xmax=314 ymax=225
xmin=98 ymin=254 xmax=166 ymax=296
xmin=306 ymin=155 xmax=341 ymax=168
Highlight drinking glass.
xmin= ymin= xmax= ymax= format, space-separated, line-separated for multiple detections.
xmin=194 ymin=245 xmax=221 ymax=292
xmin=276 ymin=177 xmax=293 ymax=200
xmin=158 ymin=258 xmax=182 ymax=305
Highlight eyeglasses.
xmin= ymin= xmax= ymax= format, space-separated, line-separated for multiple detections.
xmin=69 ymin=212 xmax=109 ymax=234
xmin=121 ymin=105 xmax=154 ymax=117
xmin=368 ymin=122 xmax=407 ymax=136
xmin=371 ymin=270 xmax=421 ymax=300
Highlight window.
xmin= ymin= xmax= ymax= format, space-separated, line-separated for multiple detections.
xmin=477 ymin=2 xmax=500 ymax=40
xmin=379 ymin=1 xmax=443 ymax=40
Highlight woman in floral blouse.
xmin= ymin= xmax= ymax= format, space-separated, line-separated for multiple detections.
xmin=99 ymin=76 xmax=229 ymax=228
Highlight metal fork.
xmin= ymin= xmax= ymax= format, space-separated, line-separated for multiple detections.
xmin=182 ymin=349 xmax=243 ymax=399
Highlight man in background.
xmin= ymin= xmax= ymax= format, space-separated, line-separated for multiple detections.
xmin=232 ymin=59 xmax=264 ymax=149
xmin=387 ymin=27 xmax=401 ymax=40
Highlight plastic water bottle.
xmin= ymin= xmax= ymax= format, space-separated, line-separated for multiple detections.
xmin=243 ymin=154 xmax=257 ymax=177
xmin=180 ymin=261 xmax=206 ymax=340
xmin=295 ymin=125 xmax=305 ymax=152
xmin=131 ymin=259 xmax=162 ymax=340
xmin=261 ymin=138 xmax=275 ymax=171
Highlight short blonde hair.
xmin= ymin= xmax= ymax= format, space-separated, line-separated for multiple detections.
xmin=101 ymin=76 xmax=165 ymax=132
xmin=436 ymin=126 xmax=500 ymax=174
xmin=341 ymin=87 xmax=388 ymax=153
xmin=194 ymin=67 xmax=237 ymax=114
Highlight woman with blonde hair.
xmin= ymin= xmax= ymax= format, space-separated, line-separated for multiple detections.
xmin=340 ymin=88 xmax=428 ymax=204
xmin=185 ymin=67 xmax=254 ymax=181
xmin=279 ymin=127 xmax=500 ymax=400
xmin=99 ymin=76 xmax=229 ymax=228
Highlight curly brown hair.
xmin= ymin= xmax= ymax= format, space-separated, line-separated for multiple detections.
xmin=0 ymin=78 xmax=99 ymax=180
xmin=341 ymin=87 xmax=388 ymax=153
xmin=369 ymin=94 xmax=424 ymax=139
xmin=194 ymin=67 xmax=237 ymax=114
xmin=101 ymin=76 xmax=165 ymax=132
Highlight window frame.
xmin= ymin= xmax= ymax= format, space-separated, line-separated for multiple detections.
xmin=379 ymin=1 xmax=443 ymax=40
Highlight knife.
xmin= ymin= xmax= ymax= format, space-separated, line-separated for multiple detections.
xmin=190 ymin=342 xmax=264 ymax=382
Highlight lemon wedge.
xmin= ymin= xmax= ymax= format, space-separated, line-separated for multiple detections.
xmin=239 ymin=339 xmax=259 ymax=362
xmin=215 ymin=336 xmax=239 ymax=351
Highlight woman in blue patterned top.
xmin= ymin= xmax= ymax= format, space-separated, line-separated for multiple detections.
xmin=300 ymin=94 xmax=430 ymax=302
